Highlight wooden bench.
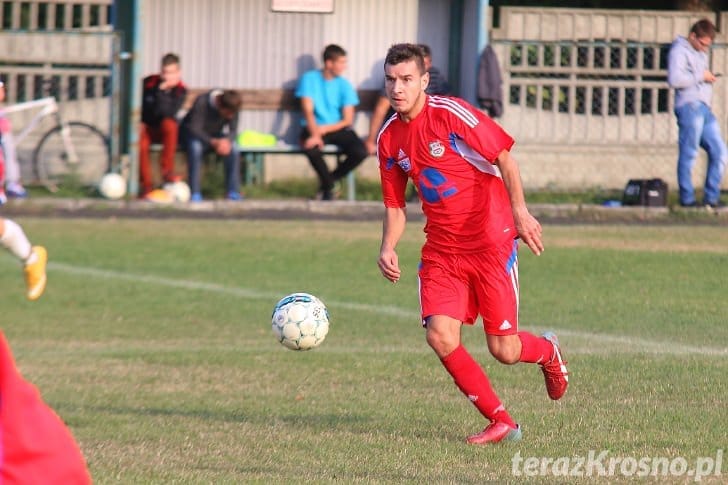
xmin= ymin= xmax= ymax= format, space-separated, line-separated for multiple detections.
xmin=149 ymin=142 xmax=357 ymax=200
xmin=239 ymin=143 xmax=356 ymax=200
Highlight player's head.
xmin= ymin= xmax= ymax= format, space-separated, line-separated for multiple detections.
xmin=322 ymin=44 xmax=348 ymax=77
xmin=217 ymin=89 xmax=242 ymax=120
xmin=384 ymin=43 xmax=429 ymax=119
xmin=689 ymin=18 xmax=716 ymax=52
xmin=160 ymin=52 xmax=181 ymax=85
xmin=418 ymin=44 xmax=433 ymax=70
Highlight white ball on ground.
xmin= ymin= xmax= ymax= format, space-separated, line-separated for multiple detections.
xmin=99 ymin=173 xmax=126 ymax=200
xmin=163 ymin=181 xmax=191 ymax=202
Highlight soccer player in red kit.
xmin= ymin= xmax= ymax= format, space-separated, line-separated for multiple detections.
xmin=376 ymin=43 xmax=569 ymax=445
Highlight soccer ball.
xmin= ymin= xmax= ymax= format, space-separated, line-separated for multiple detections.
xmin=271 ymin=293 xmax=330 ymax=350
xmin=163 ymin=181 xmax=191 ymax=202
xmin=99 ymin=173 xmax=126 ymax=200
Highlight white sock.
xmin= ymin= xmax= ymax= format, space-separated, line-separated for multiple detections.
xmin=0 ymin=219 xmax=33 ymax=263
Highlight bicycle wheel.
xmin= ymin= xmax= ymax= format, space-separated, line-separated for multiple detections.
xmin=33 ymin=121 xmax=110 ymax=191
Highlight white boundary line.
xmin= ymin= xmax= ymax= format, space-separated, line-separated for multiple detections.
xmin=44 ymin=262 xmax=728 ymax=358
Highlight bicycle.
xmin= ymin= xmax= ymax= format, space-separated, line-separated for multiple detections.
xmin=2 ymin=96 xmax=110 ymax=192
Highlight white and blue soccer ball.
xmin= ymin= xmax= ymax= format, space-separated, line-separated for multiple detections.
xmin=271 ymin=292 xmax=329 ymax=350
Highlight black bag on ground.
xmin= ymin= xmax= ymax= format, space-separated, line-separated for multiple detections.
xmin=622 ymin=178 xmax=668 ymax=207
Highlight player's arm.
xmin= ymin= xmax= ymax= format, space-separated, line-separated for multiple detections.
xmin=667 ymin=50 xmax=708 ymax=88
xmin=318 ymin=105 xmax=355 ymax=136
xmin=300 ymin=97 xmax=323 ymax=149
xmin=495 ymin=149 xmax=544 ymax=256
xmin=365 ymin=96 xmax=391 ymax=155
xmin=378 ymin=206 xmax=406 ymax=282
xmin=185 ymin=96 xmax=212 ymax=144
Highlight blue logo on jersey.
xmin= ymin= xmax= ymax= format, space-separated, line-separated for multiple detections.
xmin=417 ymin=167 xmax=458 ymax=203
xmin=385 ymin=157 xmax=396 ymax=170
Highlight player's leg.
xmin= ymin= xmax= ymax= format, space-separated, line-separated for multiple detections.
xmin=675 ymin=103 xmax=703 ymax=206
xmin=300 ymin=128 xmax=336 ymax=199
xmin=0 ymin=217 xmax=47 ymax=300
xmin=222 ymin=147 xmax=242 ymax=200
xmin=699 ymin=107 xmax=727 ymax=206
xmin=0 ymin=145 xmax=6 ymax=204
xmin=477 ymin=239 xmax=568 ymax=400
xmin=159 ymin=118 xmax=181 ymax=183
xmin=138 ymin=123 xmax=156 ymax=197
xmin=1 ymin=131 xmax=27 ymax=198
xmin=420 ymin=251 xmax=520 ymax=444
xmin=183 ymin=131 xmax=205 ymax=201
xmin=327 ymin=128 xmax=367 ymax=180
xmin=426 ymin=315 xmax=521 ymax=444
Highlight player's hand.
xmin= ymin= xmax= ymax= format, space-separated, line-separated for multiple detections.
xmin=303 ymin=135 xmax=324 ymax=150
xmin=213 ymin=138 xmax=232 ymax=156
xmin=364 ymin=138 xmax=376 ymax=156
xmin=513 ymin=207 xmax=544 ymax=256
xmin=377 ymin=248 xmax=401 ymax=283
xmin=704 ymin=70 xmax=718 ymax=83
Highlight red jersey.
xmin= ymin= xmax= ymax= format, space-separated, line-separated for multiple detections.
xmin=378 ymin=95 xmax=516 ymax=252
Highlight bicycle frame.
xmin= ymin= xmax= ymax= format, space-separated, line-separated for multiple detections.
xmin=1 ymin=97 xmax=79 ymax=163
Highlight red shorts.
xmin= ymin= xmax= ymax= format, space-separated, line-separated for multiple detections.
xmin=418 ymin=239 xmax=520 ymax=335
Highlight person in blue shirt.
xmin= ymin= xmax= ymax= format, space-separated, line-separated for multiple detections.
xmin=296 ymin=44 xmax=368 ymax=200
xmin=667 ymin=18 xmax=727 ymax=208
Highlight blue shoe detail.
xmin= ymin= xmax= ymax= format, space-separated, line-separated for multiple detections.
xmin=190 ymin=192 xmax=203 ymax=202
xmin=226 ymin=191 xmax=243 ymax=201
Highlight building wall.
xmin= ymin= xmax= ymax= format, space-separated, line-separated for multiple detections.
xmin=141 ymin=0 xmax=456 ymax=142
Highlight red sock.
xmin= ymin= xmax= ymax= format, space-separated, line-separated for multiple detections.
xmin=518 ymin=332 xmax=554 ymax=364
xmin=440 ymin=344 xmax=516 ymax=427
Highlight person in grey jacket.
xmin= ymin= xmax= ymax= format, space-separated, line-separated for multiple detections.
xmin=180 ymin=89 xmax=242 ymax=202
xmin=667 ymin=18 xmax=727 ymax=208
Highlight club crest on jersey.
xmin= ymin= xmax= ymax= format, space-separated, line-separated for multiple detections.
xmin=428 ymin=140 xmax=445 ymax=158
xmin=397 ymin=148 xmax=412 ymax=172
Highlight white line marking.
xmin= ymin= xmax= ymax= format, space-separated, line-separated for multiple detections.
xmin=47 ymin=262 xmax=728 ymax=357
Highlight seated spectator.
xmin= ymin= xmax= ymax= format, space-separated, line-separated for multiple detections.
xmin=0 ymin=80 xmax=28 ymax=202
xmin=138 ymin=53 xmax=187 ymax=198
xmin=180 ymin=89 xmax=243 ymax=202
xmin=295 ymin=44 xmax=368 ymax=200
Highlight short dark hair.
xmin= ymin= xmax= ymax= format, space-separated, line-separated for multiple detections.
xmin=418 ymin=44 xmax=432 ymax=59
xmin=161 ymin=53 xmax=180 ymax=67
xmin=384 ymin=43 xmax=426 ymax=74
xmin=691 ymin=18 xmax=716 ymax=40
xmin=219 ymin=90 xmax=242 ymax=111
xmin=323 ymin=44 xmax=347 ymax=63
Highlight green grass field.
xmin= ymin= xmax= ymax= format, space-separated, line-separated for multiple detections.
xmin=1 ymin=217 xmax=726 ymax=483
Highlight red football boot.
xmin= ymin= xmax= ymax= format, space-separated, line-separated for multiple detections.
xmin=466 ymin=422 xmax=522 ymax=445
xmin=540 ymin=331 xmax=569 ymax=400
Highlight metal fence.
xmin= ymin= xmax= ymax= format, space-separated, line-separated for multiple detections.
xmin=490 ymin=36 xmax=728 ymax=190
xmin=500 ymin=39 xmax=673 ymax=143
